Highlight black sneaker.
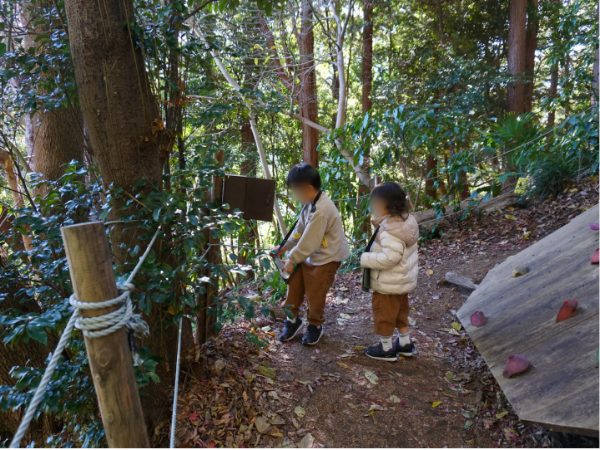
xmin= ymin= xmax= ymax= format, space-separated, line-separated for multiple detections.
xmin=301 ymin=324 xmax=323 ymax=346
xmin=394 ymin=337 xmax=417 ymax=357
xmin=365 ymin=342 xmax=398 ymax=362
xmin=278 ymin=318 xmax=303 ymax=342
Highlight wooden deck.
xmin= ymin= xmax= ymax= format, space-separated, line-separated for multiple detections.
xmin=457 ymin=205 xmax=599 ymax=436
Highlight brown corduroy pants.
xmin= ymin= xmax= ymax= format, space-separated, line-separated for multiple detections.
xmin=283 ymin=261 xmax=340 ymax=326
xmin=371 ymin=292 xmax=410 ymax=336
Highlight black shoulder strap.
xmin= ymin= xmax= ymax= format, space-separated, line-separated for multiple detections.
xmin=365 ymin=226 xmax=380 ymax=252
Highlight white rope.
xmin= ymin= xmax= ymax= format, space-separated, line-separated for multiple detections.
xmin=9 ymin=227 xmax=161 ymax=448
xmin=9 ymin=313 xmax=78 ymax=448
xmin=169 ymin=316 xmax=184 ymax=448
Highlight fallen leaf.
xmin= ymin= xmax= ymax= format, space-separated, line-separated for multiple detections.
xmin=213 ymin=359 xmax=225 ymax=372
xmin=426 ymin=268 xmax=434 ymax=276
xmin=364 ymin=370 xmax=379 ymax=385
xmin=505 ymin=214 xmax=517 ymax=221
xmin=258 ymin=365 xmax=276 ymax=379
xmin=368 ymin=403 xmax=385 ymax=413
xmin=451 ymin=321 xmax=462 ymax=331
xmin=496 ymin=410 xmax=508 ymax=419
xmin=270 ymin=414 xmax=285 ymax=425
xmin=503 ymin=354 xmax=531 ymax=378
xmin=431 ymin=400 xmax=442 ymax=408
xmin=298 ymin=433 xmax=314 ymax=448
xmin=336 ymin=361 xmax=350 ymax=369
xmin=388 ymin=395 xmax=401 ymax=404
xmin=255 ymin=416 xmax=271 ymax=434
xmin=294 ymin=406 xmax=306 ymax=418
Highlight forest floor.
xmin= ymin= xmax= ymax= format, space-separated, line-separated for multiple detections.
xmin=166 ymin=179 xmax=598 ymax=448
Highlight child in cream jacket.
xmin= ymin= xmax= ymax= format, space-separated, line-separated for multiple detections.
xmin=360 ymin=182 xmax=419 ymax=361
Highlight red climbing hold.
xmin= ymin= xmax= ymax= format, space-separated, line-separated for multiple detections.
xmin=470 ymin=311 xmax=487 ymax=327
xmin=556 ymin=299 xmax=578 ymax=322
xmin=503 ymin=354 xmax=531 ymax=378
xmin=590 ymin=223 xmax=600 ymax=231
xmin=591 ymin=248 xmax=599 ymax=264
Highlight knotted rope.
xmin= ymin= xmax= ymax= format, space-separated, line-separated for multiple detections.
xmin=9 ymin=227 xmax=160 ymax=448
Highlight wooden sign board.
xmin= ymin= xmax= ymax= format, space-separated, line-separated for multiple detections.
xmin=222 ymin=175 xmax=276 ymax=222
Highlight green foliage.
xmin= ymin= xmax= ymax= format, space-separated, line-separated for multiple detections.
xmin=0 ymin=162 xmax=262 ymax=446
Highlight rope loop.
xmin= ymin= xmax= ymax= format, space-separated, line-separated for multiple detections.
xmin=68 ymin=284 xmax=148 ymax=339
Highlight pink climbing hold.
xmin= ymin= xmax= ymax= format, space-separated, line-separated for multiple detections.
xmin=556 ymin=299 xmax=578 ymax=322
xmin=590 ymin=223 xmax=600 ymax=231
xmin=503 ymin=354 xmax=531 ymax=378
xmin=591 ymin=248 xmax=599 ymax=264
xmin=470 ymin=310 xmax=487 ymax=327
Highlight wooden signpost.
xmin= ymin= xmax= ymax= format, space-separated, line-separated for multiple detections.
xmin=61 ymin=222 xmax=149 ymax=447
xmin=221 ymin=174 xmax=276 ymax=222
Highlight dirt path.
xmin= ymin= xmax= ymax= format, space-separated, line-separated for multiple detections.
xmin=171 ymin=182 xmax=597 ymax=448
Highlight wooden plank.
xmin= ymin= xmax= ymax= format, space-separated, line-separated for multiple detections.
xmin=457 ymin=205 xmax=599 ymax=436
xmin=444 ymin=271 xmax=478 ymax=291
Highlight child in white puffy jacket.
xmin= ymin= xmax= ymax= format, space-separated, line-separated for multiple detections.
xmin=360 ymin=182 xmax=419 ymax=361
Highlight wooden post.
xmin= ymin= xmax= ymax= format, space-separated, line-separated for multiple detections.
xmin=61 ymin=222 xmax=149 ymax=448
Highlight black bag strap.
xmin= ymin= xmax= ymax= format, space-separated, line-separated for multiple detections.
xmin=365 ymin=226 xmax=380 ymax=252
xmin=275 ymin=191 xmax=322 ymax=254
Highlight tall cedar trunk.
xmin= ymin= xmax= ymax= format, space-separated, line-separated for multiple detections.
xmin=358 ymin=0 xmax=374 ymax=235
xmin=548 ymin=64 xmax=558 ymax=127
xmin=299 ymin=0 xmax=319 ymax=166
xmin=523 ymin=0 xmax=538 ymax=111
xmin=63 ymin=0 xmax=172 ymax=431
xmin=507 ymin=0 xmax=528 ymax=113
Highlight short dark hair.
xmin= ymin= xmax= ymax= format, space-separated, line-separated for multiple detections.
xmin=286 ymin=163 xmax=321 ymax=190
xmin=371 ymin=182 xmax=409 ymax=216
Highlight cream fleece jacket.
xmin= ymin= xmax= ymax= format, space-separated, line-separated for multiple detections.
xmin=283 ymin=192 xmax=350 ymax=266
xmin=360 ymin=214 xmax=419 ymax=294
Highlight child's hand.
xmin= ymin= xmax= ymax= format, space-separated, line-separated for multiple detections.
xmin=283 ymin=259 xmax=295 ymax=273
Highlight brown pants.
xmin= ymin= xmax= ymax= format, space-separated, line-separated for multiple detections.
xmin=372 ymin=292 xmax=410 ymax=336
xmin=283 ymin=261 xmax=340 ymax=326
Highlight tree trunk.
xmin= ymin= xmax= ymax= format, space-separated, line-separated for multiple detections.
xmin=63 ymin=0 xmax=164 ymax=193
xmin=28 ymin=109 xmax=84 ymax=181
xmin=298 ymin=0 xmax=319 ymax=167
xmin=63 ymin=0 xmax=171 ymax=431
xmin=548 ymin=63 xmax=558 ymax=127
xmin=507 ymin=0 xmax=528 ymax=113
xmin=21 ymin=1 xmax=84 ymax=186
xmin=523 ymin=0 xmax=538 ymax=111
xmin=425 ymin=155 xmax=438 ymax=204
xmin=358 ymin=0 xmax=374 ymax=235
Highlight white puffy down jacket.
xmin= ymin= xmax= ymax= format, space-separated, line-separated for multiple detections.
xmin=360 ymin=215 xmax=419 ymax=295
